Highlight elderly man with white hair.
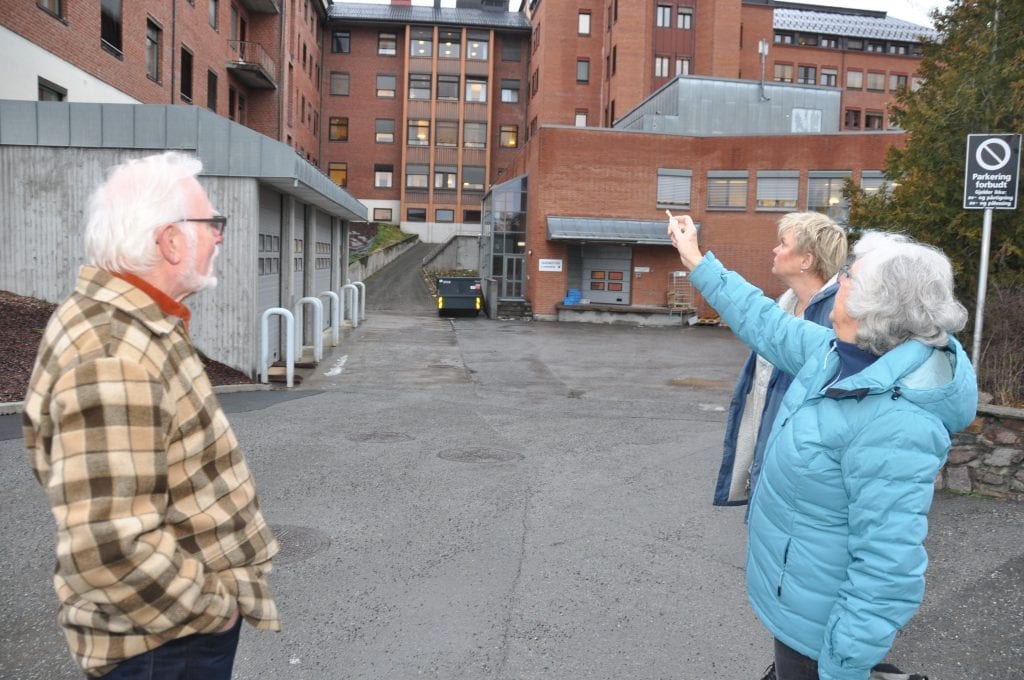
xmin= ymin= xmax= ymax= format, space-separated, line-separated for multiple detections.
xmin=667 ymin=213 xmax=977 ymax=680
xmin=23 ymin=152 xmax=280 ymax=679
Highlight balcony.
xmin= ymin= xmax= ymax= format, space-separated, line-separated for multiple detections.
xmin=226 ymin=41 xmax=277 ymax=90
xmin=238 ymin=0 xmax=280 ymax=13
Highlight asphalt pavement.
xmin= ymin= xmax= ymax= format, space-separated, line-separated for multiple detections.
xmin=1 ymin=243 xmax=1021 ymax=679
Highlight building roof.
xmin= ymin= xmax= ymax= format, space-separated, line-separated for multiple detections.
xmin=547 ymin=217 xmax=674 ymax=245
xmin=0 ymin=100 xmax=367 ymax=222
xmin=328 ymin=3 xmax=531 ymax=31
xmin=774 ymin=7 xmax=939 ymax=42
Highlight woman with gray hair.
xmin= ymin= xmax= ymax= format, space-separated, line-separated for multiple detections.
xmin=716 ymin=212 xmax=848 ymax=509
xmin=667 ymin=214 xmax=977 ymax=680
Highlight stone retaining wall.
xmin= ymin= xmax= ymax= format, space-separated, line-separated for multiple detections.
xmin=943 ymin=403 xmax=1024 ymax=501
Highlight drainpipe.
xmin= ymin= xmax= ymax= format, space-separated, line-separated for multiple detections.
xmin=170 ymin=0 xmax=177 ymax=103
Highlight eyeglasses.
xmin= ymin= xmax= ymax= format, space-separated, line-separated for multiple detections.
xmin=176 ymin=216 xmax=227 ymax=236
xmin=839 ymin=260 xmax=854 ymax=281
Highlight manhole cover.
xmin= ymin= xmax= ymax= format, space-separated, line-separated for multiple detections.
xmin=269 ymin=524 xmax=331 ymax=565
xmin=347 ymin=431 xmax=414 ymax=443
xmin=438 ymin=447 xmax=524 ymax=463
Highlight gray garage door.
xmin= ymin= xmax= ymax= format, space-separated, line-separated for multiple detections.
xmin=582 ymin=245 xmax=631 ymax=305
xmin=258 ymin=186 xmax=283 ymax=362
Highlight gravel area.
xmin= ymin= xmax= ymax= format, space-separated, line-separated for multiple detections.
xmin=0 ymin=290 xmax=254 ymax=403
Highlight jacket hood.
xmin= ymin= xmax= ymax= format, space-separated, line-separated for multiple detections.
xmin=827 ymin=335 xmax=978 ymax=434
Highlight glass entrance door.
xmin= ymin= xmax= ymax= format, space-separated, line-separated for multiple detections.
xmin=501 ymin=255 xmax=524 ymax=298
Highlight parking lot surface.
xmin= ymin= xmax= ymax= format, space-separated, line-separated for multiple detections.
xmin=2 ymin=247 xmax=1021 ymax=679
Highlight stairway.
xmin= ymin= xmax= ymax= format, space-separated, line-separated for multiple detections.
xmin=496 ymin=299 xmax=533 ymax=320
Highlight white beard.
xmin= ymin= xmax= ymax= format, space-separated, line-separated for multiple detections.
xmin=183 ymin=246 xmax=219 ymax=293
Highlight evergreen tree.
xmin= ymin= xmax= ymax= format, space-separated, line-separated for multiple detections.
xmin=848 ymin=0 xmax=1024 ymax=297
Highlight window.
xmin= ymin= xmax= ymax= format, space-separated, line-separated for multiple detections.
xmin=462 ymin=166 xmax=485 ymax=191
xmin=502 ymin=39 xmax=521 ymax=62
xmin=374 ymin=164 xmax=393 ymax=188
xmin=866 ymin=72 xmax=885 ymax=92
xmin=774 ymin=32 xmax=793 ymax=45
xmin=467 ymin=30 xmax=488 ymax=60
xmin=436 ymin=209 xmax=455 ymax=223
xmin=500 ymin=124 xmax=518 ymax=148
xmin=434 ymin=166 xmax=458 ymax=190
xmin=406 ymin=165 xmax=429 ymax=189
xmin=657 ymin=169 xmax=692 ymax=209
xmin=375 ymin=119 xmax=394 ymax=143
xmin=329 ymin=117 xmax=349 ymax=142
xmin=865 ymin=111 xmax=884 ymax=129
xmin=330 ymin=72 xmax=349 ymax=96
xmin=407 ymin=208 xmax=427 ymax=222
xmin=890 ymin=74 xmax=908 ymax=91
xmin=410 ymin=26 xmax=432 ymax=57
xmin=100 ymin=0 xmax=123 ymax=55
xmin=329 ymin=162 xmax=347 ymax=187
xmin=889 ymin=43 xmax=909 ymax=55
xmin=332 ymin=31 xmax=350 ymax=53
xmin=208 ymin=0 xmax=218 ymax=29
xmin=38 ymin=77 xmax=66 ymax=101
xmin=409 ymin=73 xmax=431 ymax=99
xmin=808 ymin=171 xmax=851 ymax=222
xmin=654 ymin=57 xmax=670 ymax=78
xmin=464 ymin=210 xmax=481 ymax=222
xmin=206 ymin=70 xmax=217 ymax=112
xmin=230 ymin=5 xmax=238 ymax=41
xmin=180 ymin=47 xmax=193 ymax=101
xmin=706 ymin=171 xmax=748 ymax=210
xmin=675 ymin=58 xmax=690 ymax=76
xmin=844 ymin=108 xmax=861 ymax=129
xmin=439 ymin=29 xmax=460 ymax=58
xmin=378 ymin=32 xmax=397 ymax=56
xmin=911 ymin=77 xmax=924 ymax=91
xmin=377 ymin=74 xmax=396 ymax=98
xmin=146 ymin=20 xmax=162 ymax=82
xmin=866 ymin=41 xmax=885 ymax=53
xmin=437 ymin=74 xmax=459 ymax=100
xmin=756 ymin=171 xmax=799 ymax=210
xmin=860 ymin=170 xmax=887 ymax=196
xmin=465 ymin=78 xmax=487 ymax=102
xmin=436 ymin=120 xmax=458 ymax=147
xmin=820 ymin=69 xmax=837 ymax=87
xmin=464 ymin=122 xmax=486 ymax=149
xmin=656 ymin=5 xmax=671 ymax=27
xmin=821 ymin=37 xmax=839 ymax=49
xmin=574 ymin=111 xmax=587 ymax=127
xmin=577 ymin=59 xmax=590 ymax=83
xmin=500 ymin=79 xmax=520 ymax=103
xmin=796 ymin=33 xmax=818 ymax=47
xmin=678 ymin=8 xmax=693 ymax=29
xmin=38 ymin=0 xmax=64 ymax=19
xmin=847 ymin=38 xmax=864 ymax=50
xmin=531 ymin=69 xmax=539 ymax=97
xmin=846 ymin=70 xmax=863 ymax=90
xmin=407 ymin=120 xmax=430 ymax=145
xmin=773 ymin=64 xmax=794 ymax=83
xmin=578 ymin=11 xmax=591 ymax=36
xmin=797 ymin=66 xmax=816 ymax=85
xmin=373 ymin=208 xmax=393 ymax=222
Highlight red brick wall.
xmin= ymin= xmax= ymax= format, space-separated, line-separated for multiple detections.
xmin=521 ymin=125 xmax=903 ymax=316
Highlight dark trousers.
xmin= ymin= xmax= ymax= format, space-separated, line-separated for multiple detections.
xmin=773 ymin=638 xmax=819 ymax=680
xmin=99 ymin=616 xmax=242 ymax=680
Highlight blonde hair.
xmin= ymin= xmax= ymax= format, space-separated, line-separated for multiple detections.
xmin=777 ymin=212 xmax=848 ymax=281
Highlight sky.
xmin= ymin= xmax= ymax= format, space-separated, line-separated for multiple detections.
xmin=340 ymin=0 xmax=952 ymax=29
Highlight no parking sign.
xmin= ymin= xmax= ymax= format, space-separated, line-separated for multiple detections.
xmin=963 ymin=134 xmax=1021 ymax=210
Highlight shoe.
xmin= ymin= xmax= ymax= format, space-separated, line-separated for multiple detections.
xmin=759 ymin=662 xmax=777 ymax=680
xmin=871 ymin=663 xmax=928 ymax=680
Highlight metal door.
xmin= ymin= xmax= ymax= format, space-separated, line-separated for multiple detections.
xmin=582 ymin=246 xmax=631 ymax=304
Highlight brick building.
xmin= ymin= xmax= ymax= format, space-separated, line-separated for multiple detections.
xmin=0 ymin=0 xmax=327 ymax=162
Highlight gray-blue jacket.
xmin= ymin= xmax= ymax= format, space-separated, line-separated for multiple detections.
xmin=691 ymin=253 xmax=977 ymax=680
xmin=714 ymin=283 xmax=838 ymax=507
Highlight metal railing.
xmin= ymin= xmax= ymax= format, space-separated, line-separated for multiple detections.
xmin=227 ymin=40 xmax=277 ymax=81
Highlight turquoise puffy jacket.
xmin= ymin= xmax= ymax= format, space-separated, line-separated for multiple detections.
xmin=690 ymin=253 xmax=978 ymax=680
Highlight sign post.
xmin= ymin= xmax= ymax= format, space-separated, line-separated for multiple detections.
xmin=963 ymin=133 xmax=1021 ymax=369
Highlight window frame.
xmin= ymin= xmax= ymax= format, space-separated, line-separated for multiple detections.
xmin=755 ymin=171 xmax=799 ymax=211
xmin=807 ymin=171 xmax=851 ymax=223
xmin=578 ymin=11 xmax=591 ymax=36
xmin=376 ymin=74 xmax=396 ymax=98
xmin=378 ymin=31 xmax=397 ymax=56
xmin=657 ymin=169 xmax=692 ymax=210
xmin=374 ymin=164 xmax=394 ymax=189
xmin=100 ymin=0 xmax=123 ymax=56
xmin=330 ymin=72 xmax=350 ymax=96
xmin=329 ymin=161 xmax=348 ymax=187
xmin=375 ymin=119 xmax=395 ymax=144
xmin=499 ymin=124 xmax=519 ymax=148
xmin=145 ymin=19 xmax=162 ymax=83
xmin=329 ymin=116 xmax=349 ymax=142
xmin=706 ymin=171 xmax=749 ymax=211
xmin=332 ymin=30 xmax=350 ymax=54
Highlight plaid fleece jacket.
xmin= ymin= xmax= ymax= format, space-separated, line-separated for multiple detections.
xmin=23 ymin=266 xmax=280 ymax=677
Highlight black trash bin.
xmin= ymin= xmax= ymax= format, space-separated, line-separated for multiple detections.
xmin=436 ymin=276 xmax=484 ymax=317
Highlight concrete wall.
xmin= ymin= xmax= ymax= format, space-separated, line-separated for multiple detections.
xmin=421 ymin=234 xmax=482 ymax=271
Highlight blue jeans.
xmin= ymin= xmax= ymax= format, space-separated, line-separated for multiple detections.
xmin=773 ymin=638 xmax=819 ymax=680
xmin=99 ymin=616 xmax=242 ymax=680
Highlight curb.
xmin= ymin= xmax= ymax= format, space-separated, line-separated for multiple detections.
xmin=1 ymin=382 xmax=271 ymax=416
